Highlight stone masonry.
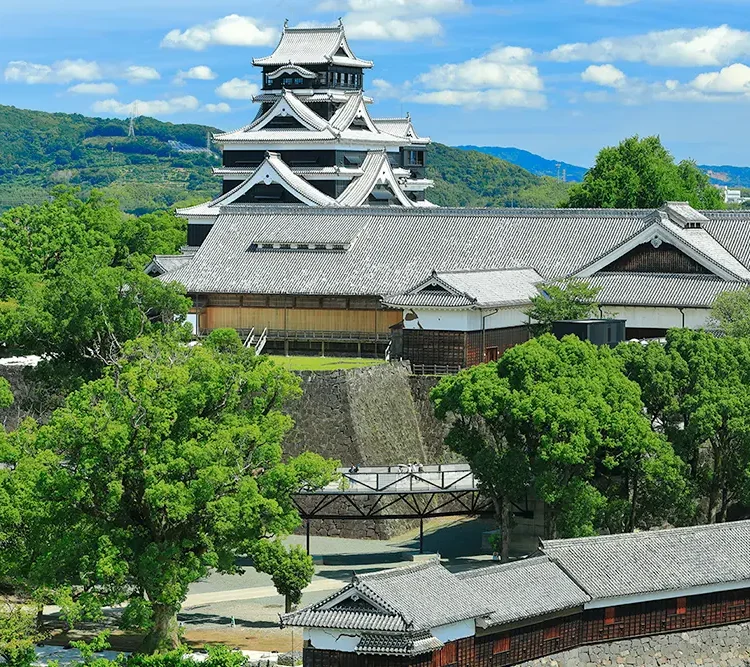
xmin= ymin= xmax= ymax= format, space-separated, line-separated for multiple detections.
xmin=517 ymin=623 xmax=750 ymax=667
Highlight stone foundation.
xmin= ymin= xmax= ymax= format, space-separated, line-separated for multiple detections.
xmin=517 ymin=623 xmax=750 ymax=666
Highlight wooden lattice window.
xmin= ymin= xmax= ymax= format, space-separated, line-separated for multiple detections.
xmin=604 ymin=607 xmax=616 ymax=625
xmin=492 ymin=636 xmax=510 ymax=654
xmin=676 ymin=597 xmax=687 ymax=615
xmin=544 ymin=625 xmax=561 ymax=641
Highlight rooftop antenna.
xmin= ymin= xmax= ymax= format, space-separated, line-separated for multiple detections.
xmin=556 ymin=163 xmax=561 ymax=181
xmin=127 ymin=102 xmax=138 ymax=138
xmin=206 ymin=130 xmax=212 ymax=154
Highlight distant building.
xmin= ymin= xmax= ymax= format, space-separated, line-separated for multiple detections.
xmin=177 ymin=22 xmax=434 ymax=247
xmin=717 ymin=185 xmax=748 ymax=205
xmin=281 ymin=521 xmax=750 ymax=667
xmin=156 ymin=202 xmax=750 ymax=363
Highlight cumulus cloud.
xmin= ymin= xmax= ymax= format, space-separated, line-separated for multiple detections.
xmin=215 ymin=78 xmax=259 ymax=100
xmin=549 ymin=25 xmax=750 ymax=67
xmin=408 ymin=45 xmax=545 ymax=109
xmin=317 ymin=0 xmax=465 ymax=41
xmin=68 ymin=82 xmax=119 ymax=95
xmin=175 ymin=65 xmax=217 ymax=84
xmin=690 ymin=63 xmax=750 ymax=93
xmin=418 ymin=47 xmax=541 ymax=91
xmin=5 ymin=59 xmax=102 ymax=84
xmin=161 ymin=15 xmax=277 ymax=51
xmin=203 ymin=102 xmax=231 ymax=113
xmin=581 ymin=64 xmax=627 ymax=88
xmin=125 ymin=65 xmax=160 ymax=83
xmin=92 ymin=96 xmax=200 ymax=117
xmin=411 ymin=89 xmax=546 ymax=109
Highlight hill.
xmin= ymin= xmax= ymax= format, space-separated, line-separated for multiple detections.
xmin=700 ymin=165 xmax=750 ymax=189
xmin=457 ymin=145 xmax=588 ymax=183
xmin=0 ymin=105 xmax=221 ymax=214
xmin=0 ymin=104 xmax=571 ymax=213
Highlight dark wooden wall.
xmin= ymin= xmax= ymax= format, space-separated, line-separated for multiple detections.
xmin=465 ymin=327 xmax=530 ymax=367
xmin=303 ymin=587 xmax=750 ymax=667
xmin=603 ymin=242 xmax=710 ymax=274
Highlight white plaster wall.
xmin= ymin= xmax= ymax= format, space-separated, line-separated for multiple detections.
xmin=599 ymin=306 xmax=712 ymax=331
xmin=432 ymin=619 xmax=476 ymax=643
xmin=403 ymin=308 xmax=528 ymax=332
xmin=307 ymin=628 xmax=361 ymax=653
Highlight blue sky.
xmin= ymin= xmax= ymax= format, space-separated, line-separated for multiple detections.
xmin=3 ymin=0 xmax=750 ymax=166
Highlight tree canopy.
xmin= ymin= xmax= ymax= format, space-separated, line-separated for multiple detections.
xmin=0 ymin=330 xmax=338 ymax=652
xmin=0 ymin=188 xmax=190 ymax=403
xmin=709 ymin=288 xmax=750 ymax=338
xmin=524 ymin=279 xmax=601 ymax=334
xmin=431 ymin=334 xmax=688 ymax=560
xmin=252 ymin=540 xmax=315 ymax=613
xmin=562 ymin=136 xmax=724 ymax=210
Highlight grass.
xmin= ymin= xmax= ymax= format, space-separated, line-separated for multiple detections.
xmin=267 ymin=355 xmax=387 ymax=372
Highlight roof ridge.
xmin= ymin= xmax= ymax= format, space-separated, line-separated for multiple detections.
xmin=437 ymin=266 xmax=537 ymax=276
xmin=355 ymin=556 xmax=441 ymax=582
xmin=455 ymin=556 xmax=550 ymax=580
xmin=543 ymin=519 xmax=750 ymax=550
xmin=593 ymin=271 xmax=729 ymax=280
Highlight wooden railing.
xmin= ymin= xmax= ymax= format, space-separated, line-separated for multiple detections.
xmin=410 ymin=363 xmax=463 ymax=376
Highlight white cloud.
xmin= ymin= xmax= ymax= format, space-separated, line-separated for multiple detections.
xmin=418 ymin=47 xmax=541 ymax=91
xmin=549 ymin=25 xmax=750 ymax=67
xmin=92 ymin=96 xmax=200 ymax=117
xmin=5 ymin=59 xmax=102 ymax=84
xmin=203 ymin=102 xmax=231 ymax=113
xmin=319 ymin=0 xmax=465 ymax=12
xmin=345 ymin=16 xmax=442 ymax=41
xmin=411 ymin=89 xmax=546 ymax=109
xmin=125 ymin=65 xmax=160 ymax=83
xmin=215 ymin=78 xmax=259 ymax=100
xmin=68 ymin=82 xmax=119 ymax=95
xmin=161 ymin=15 xmax=277 ymax=51
xmin=175 ymin=65 xmax=217 ymax=84
xmin=690 ymin=63 xmax=750 ymax=93
xmin=581 ymin=64 xmax=627 ymax=88
xmin=370 ymin=78 xmax=403 ymax=98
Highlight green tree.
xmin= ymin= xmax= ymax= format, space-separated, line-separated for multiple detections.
xmin=432 ymin=335 xmax=688 ymax=559
xmin=0 ymin=188 xmax=190 ymax=392
xmin=0 ymin=601 xmax=40 ymax=667
xmin=524 ymin=279 xmax=601 ymax=334
xmin=618 ymin=330 xmax=750 ymax=523
xmin=0 ymin=330 xmax=338 ymax=653
xmin=252 ymin=541 xmax=315 ymax=613
xmin=709 ymin=288 xmax=750 ymax=338
xmin=562 ymin=136 xmax=724 ymax=209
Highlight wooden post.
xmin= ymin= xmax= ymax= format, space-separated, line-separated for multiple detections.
xmin=357 ymin=341 xmax=362 ymax=358
xmin=321 ymin=341 xmax=325 ymax=357
xmin=419 ymin=518 xmax=424 ymax=554
xmin=306 ymin=520 xmax=311 ymax=555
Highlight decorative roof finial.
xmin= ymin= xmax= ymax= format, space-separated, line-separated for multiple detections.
xmin=406 ymin=111 xmax=411 ymax=120
xmin=338 ymin=17 xmax=344 ymax=28
xmin=284 ymin=18 xmax=289 ymax=29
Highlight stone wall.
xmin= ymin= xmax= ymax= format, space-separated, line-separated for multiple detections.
xmin=517 ymin=623 xmax=750 ymax=666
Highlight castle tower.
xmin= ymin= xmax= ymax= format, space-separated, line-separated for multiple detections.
xmin=178 ymin=22 xmax=434 ymax=246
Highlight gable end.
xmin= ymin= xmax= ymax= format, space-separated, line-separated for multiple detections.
xmin=601 ymin=241 xmax=713 ymax=275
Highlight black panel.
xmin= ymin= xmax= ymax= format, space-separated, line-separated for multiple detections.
xmin=187 ymin=223 xmax=213 ymax=247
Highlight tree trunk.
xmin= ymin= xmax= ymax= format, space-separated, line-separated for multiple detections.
xmin=140 ymin=603 xmax=180 ymax=654
xmin=500 ymin=497 xmax=510 ymax=563
xmin=628 ymin=471 xmax=639 ymax=533
xmin=707 ymin=444 xmax=721 ymax=524
xmin=285 ymin=595 xmax=293 ymax=614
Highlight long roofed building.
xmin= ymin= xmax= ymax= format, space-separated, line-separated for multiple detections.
xmin=179 ymin=22 xmax=433 ymax=246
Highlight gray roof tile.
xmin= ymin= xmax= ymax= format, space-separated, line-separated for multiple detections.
xmin=356 ymin=631 xmax=443 ymax=656
xmin=456 ymin=557 xmax=590 ymax=627
xmin=542 ymin=520 xmax=750 ymax=601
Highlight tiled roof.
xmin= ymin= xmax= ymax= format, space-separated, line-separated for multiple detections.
xmin=265 ymin=64 xmax=317 ymax=79
xmin=373 ymin=117 xmax=430 ymax=145
xmin=590 ymin=272 xmax=749 ymax=308
xmin=253 ymin=26 xmax=373 ymax=68
xmin=542 ymin=520 xmax=750 ymax=602
xmin=213 ymin=126 xmax=405 ymax=146
xmin=336 ymin=152 xmax=415 ymax=207
xmin=147 ymin=254 xmax=193 ymax=274
xmin=456 ymin=557 xmax=590 ymax=628
xmin=437 ymin=268 xmax=543 ymax=307
xmin=384 ymin=292 xmax=476 ymax=308
xmin=164 ymin=208 xmax=656 ymax=295
xmin=356 ymin=631 xmax=443 ymax=656
xmin=235 ymin=89 xmax=330 ymax=134
xmin=282 ymin=557 xmax=491 ymax=633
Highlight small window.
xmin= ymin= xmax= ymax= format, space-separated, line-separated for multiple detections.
xmin=294 ymin=77 xmax=303 ymax=85
xmin=676 ymin=597 xmax=687 ymax=615
xmin=604 ymin=607 xmax=616 ymax=626
xmin=492 ymin=636 xmax=510 ymax=654
xmin=543 ymin=625 xmax=561 ymax=641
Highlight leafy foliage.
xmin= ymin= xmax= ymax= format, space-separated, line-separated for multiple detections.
xmin=618 ymin=330 xmax=750 ymax=523
xmin=0 ymin=330 xmax=338 ymax=652
xmin=562 ymin=136 xmax=724 ymax=209
xmin=0 ymin=188 xmax=190 ymax=388
xmin=252 ymin=540 xmax=315 ymax=612
xmin=0 ymin=601 xmax=40 ymax=667
xmin=524 ymin=279 xmax=601 ymax=334
xmin=709 ymin=288 xmax=750 ymax=338
xmin=432 ymin=335 xmax=689 ymax=559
